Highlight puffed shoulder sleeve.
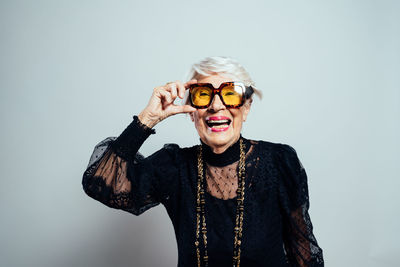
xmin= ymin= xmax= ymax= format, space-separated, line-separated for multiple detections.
xmin=276 ymin=144 xmax=324 ymax=267
xmin=82 ymin=116 xmax=180 ymax=216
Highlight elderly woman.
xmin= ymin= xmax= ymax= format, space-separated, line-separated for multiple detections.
xmin=82 ymin=56 xmax=324 ymax=267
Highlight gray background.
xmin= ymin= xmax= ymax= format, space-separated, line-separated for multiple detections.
xmin=1 ymin=0 xmax=399 ymax=266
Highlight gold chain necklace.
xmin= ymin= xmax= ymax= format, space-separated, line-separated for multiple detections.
xmin=195 ymin=138 xmax=246 ymax=267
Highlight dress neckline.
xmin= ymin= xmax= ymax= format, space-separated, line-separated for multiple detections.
xmin=200 ymin=135 xmax=251 ymax=167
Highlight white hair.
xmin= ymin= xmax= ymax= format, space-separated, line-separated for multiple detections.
xmin=183 ymin=56 xmax=262 ymax=105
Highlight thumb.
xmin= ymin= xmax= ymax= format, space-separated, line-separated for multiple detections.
xmin=169 ymin=104 xmax=196 ymax=115
xmin=181 ymin=105 xmax=197 ymax=113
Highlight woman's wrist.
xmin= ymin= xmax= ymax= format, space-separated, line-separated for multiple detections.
xmin=138 ymin=111 xmax=159 ymax=129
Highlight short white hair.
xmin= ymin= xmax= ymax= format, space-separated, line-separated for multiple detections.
xmin=183 ymin=56 xmax=262 ymax=105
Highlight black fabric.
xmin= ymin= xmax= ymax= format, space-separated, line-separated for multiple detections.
xmin=82 ymin=117 xmax=324 ymax=267
xmin=200 ymin=134 xmax=251 ymax=167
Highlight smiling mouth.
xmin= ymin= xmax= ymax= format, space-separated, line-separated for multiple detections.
xmin=205 ymin=116 xmax=231 ymax=132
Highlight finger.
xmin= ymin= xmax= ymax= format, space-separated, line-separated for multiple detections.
xmin=169 ymin=104 xmax=196 ymax=115
xmin=181 ymin=104 xmax=197 ymax=113
xmin=184 ymin=79 xmax=198 ymax=89
xmin=166 ymin=83 xmax=178 ymax=100
xmin=175 ymin=80 xmax=186 ymax=99
xmin=156 ymin=86 xmax=175 ymax=103
xmin=159 ymin=89 xmax=173 ymax=105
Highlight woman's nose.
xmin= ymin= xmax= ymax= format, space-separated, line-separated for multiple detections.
xmin=208 ymin=94 xmax=226 ymax=112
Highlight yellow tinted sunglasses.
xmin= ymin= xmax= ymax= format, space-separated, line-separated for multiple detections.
xmin=189 ymin=81 xmax=254 ymax=109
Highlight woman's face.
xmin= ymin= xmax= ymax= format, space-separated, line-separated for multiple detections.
xmin=189 ymin=74 xmax=251 ymax=154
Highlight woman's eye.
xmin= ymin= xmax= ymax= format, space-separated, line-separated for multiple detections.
xmin=224 ymin=91 xmax=235 ymax=96
xmin=199 ymin=92 xmax=210 ymax=96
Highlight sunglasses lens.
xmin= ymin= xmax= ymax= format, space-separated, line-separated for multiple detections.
xmin=191 ymin=87 xmax=212 ymax=107
xmin=221 ymin=84 xmax=243 ymax=106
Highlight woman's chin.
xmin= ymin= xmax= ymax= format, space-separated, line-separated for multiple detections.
xmin=203 ymin=129 xmax=239 ymax=151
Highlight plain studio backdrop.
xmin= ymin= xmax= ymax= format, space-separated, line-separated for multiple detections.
xmin=1 ymin=1 xmax=399 ymax=266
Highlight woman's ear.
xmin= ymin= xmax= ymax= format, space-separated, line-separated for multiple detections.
xmin=242 ymin=99 xmax=252 ymax=122
xmin=189 ymin=112 xmax=195 ymax=122
xmin=247 ymin=98 xmax=253 ymax=107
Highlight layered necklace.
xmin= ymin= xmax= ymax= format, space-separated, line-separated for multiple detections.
xmin=195 ymin=138 xmax=246 ymax=267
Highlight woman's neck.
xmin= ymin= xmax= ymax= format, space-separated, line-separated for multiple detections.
xmin=200 ymin=135 xmax=250 ymax=167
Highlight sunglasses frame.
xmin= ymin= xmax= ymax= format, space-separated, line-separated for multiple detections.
xmin=188 ymin=81 xmax=254 ymax=109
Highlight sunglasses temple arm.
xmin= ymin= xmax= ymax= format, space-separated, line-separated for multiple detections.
xmin=245 ymin=86 xmax=254 ymax=98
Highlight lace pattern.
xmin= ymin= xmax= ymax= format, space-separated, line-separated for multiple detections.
xmin=82 ymin=117 xmax=161 ymax=215
xmin=204 ymin=143 xmax=256 ymax=200
xmin=276 ymin=144 xmax=324 ymax=266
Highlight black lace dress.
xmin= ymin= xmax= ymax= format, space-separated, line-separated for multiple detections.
xmin=82 ymin=116 xmax=324 ymax=267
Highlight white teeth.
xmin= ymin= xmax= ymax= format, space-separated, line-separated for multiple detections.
xmin=212 ymin=124 xmax=229 ymax=128
xmin=207 ymin=120 xmax=229 ymax=123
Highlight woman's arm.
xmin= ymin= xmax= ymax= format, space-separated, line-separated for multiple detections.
xmin=277 ymin=144 xmax=324 ymax=267
xmin=82 ymin=116 xmax=164 ymax=215
xmin=82 ymin=79 xmax=198 ymax=215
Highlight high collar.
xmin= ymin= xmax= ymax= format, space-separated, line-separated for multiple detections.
xmin=200 ymin=135 xmax=251 ymax=167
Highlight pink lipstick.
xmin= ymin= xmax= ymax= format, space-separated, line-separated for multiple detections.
xmin=205 ymin=116 xmax=231 ymax=132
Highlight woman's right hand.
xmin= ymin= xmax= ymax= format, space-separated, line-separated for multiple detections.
xmin=138 ymin=79 xmax=198 ymax=128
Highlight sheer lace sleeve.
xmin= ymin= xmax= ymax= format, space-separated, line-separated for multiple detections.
xmin=276 ymin=144 xmax=324 ymax=267
xmin=82 ymin=116 xmax=178 ymax=215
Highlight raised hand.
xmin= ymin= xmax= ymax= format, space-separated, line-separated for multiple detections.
xmin=138 ymin=79 xmax=198 ymax=128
